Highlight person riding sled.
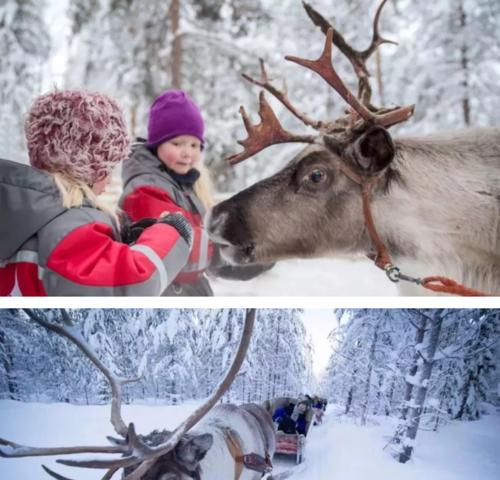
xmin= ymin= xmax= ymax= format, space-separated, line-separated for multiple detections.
xmin=272 ymin=401 xmax=308 ymax=435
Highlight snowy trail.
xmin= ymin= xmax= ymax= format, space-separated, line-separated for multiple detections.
xmin=287 ymin=406 xmax=500 ymax=480
xmin=1 ymin=401 xmax=499 ymax=480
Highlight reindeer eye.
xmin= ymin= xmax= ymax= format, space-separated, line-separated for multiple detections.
xmin=308 ymin=169 xmax=326 ymax=183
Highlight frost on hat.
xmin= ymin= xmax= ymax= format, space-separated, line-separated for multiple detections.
xmin=147 ymin=89 xmax=204 ymax=147
xmin=25 ymin=90 xmax=131 ymax=185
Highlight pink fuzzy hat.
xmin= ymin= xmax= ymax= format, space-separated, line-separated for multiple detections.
xmin=25 ymin=90 xmax=131 ymax=185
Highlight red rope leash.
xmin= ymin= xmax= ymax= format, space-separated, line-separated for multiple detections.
xmin=421 ymin=276 xmax=491 ymax=297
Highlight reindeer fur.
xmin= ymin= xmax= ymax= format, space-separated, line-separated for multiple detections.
xmin=209 ymin=127 xmax=500 ymax=295
xmin=130 ymin=404 xmax=275 ymax=480
xmin=195 ymin=404 xmax=275 ymax=480
xmin=381 ymin=127 xmax=500 ymax=294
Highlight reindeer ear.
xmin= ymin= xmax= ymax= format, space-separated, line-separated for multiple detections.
xmin=176 ymin=433 xmax=213 ymax=467
xmin=344 ymin=126 xmax=395 ymax=174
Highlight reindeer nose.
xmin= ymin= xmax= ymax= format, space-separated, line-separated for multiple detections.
xmin=206 ymin=208 xmax=230 ymax=243
xmin=208 ymin=198 xmax=254 ymax=248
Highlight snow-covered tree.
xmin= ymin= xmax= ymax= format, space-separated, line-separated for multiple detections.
xmin=453 ymin=310 xmax=500 ymax=420
xmin=323 ymin=308 xmax=500 ymax=465
xmin=389 ymin=0 xmax=500 ymax=132
xmin=0 ymin=0 xmax=50 ymax=162
xmin=0 ymin=308 xmax=315 ymax=405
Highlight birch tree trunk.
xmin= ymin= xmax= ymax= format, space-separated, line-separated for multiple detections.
xmin=360 ymin=322 xmax=379 ymax=425
xmin=0 ymin=330 xmax=17 ymax=400
xmin=169 ymin=0 xmax=182 ymax=89
xmin=266 ymin=318 xmax=275 ymax=400
xmin=398 ymin=312 xmax=444 ymax=464
xmin=272 ymin=318 xmax=281 ymax=398
xmin=345 ymin=367 xmax=357 ymax=415
xmin=458 ymin=0 xmax=471 ymax=125
xmin=400 ymin=315 xmax=427 ymax=422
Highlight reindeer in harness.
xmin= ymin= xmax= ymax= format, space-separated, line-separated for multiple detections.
xmin=0 ymin=309 xmax=275 ymax=480
xmin=207 ymin=0 xmax=500 ymax=296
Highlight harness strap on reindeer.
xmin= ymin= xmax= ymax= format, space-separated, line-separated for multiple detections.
xmin=225 ymin=430 xmax=273 ymax=480
xmin=360 ymin=168 xmax=492 ymax=296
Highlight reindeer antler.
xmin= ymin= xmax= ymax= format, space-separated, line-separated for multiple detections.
xmin=226 ymin=0 xmax=414 ymax=165
xmin=227 ymin=91 xmax=317 ymax=165
xmin=0 ymin=308 xmax=257 ymax=480
xmin=242 ymin=59 xmax=326 ymax=131
xmin=303 ymin=0 xmax=397 ymax=105
xmin=286 ymin=27 xmax=414 ymax=129
xmin=121 ymin=308 xmax=256 ymax=479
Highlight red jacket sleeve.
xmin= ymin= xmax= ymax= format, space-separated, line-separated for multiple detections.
xmin=44 ymin=222 xmax=189 ymax=295
xmin=122 ymin=185 xmax=183 ymax=221
xmin=122 ymin=185 xmax=212 ymax=275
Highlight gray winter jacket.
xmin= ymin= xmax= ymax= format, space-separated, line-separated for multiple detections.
xmin=0 ymin=158 xmax=190 ymax=296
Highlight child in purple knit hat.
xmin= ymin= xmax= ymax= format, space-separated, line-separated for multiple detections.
xmin=120 ymin=89 xmax=216 ymax=296
xmin=120 ymin=89 xmax=275 ymax=296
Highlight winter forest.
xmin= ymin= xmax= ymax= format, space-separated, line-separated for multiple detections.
xmin=0 ymin=308 xmax=499 ymax=479
xmin=0 ymin=308 xmax=315 ymax=404
xmin=324 ymin=308 xmax=500 ymax=462
xmin=2 ymin=0 xmax=500 ymax=192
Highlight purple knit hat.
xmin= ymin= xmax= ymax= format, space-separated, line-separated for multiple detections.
xmin=25 ymin=90 xmax=130 ymax=185
xmin=147 ymin=90 xmax=204 ymax=148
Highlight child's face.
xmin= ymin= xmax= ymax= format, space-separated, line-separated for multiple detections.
xmin=92 ymin=173 xmax=112 ymax=195
xmin=157 ymin=135 xmax=202 ymax=175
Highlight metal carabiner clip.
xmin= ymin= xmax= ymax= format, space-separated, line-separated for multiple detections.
xmin=384 ymin=264 xmax=401 ymax=283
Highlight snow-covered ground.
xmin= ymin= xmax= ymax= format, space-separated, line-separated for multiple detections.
xmin=212 ymin=258 xmax=397 ymax=296
xmin=1 ymin=400 xmax=498 ymax=480
xmin=0 ymin=400 xmax=201 ymax=480
xmin=288 ymin=406 xmax=500 ymax=480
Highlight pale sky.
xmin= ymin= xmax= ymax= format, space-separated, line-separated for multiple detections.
xmin=301 ymin=309 xmax=339 ymax=378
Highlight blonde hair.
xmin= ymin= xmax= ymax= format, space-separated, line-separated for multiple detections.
xmin=194 ymin=162 xmax=215 ymax=210
xmin=53 ymin=173 xmax=119 ymax=224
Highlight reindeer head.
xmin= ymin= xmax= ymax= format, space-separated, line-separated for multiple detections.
xmin=123 ymin=431 xmax=214 ymax=480
xmin=208 ymin=0 xmax=414 ymax=266
xmin=0 ymin=309 xmax=255 ymax=480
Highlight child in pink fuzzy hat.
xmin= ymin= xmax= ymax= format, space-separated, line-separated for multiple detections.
xmin=0 ymin=90 xmax=193 ymax=296
xmin=26 ymin=90 xmax=130 ymax=190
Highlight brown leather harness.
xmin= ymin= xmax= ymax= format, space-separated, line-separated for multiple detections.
xmin=224 ymin=431 xmax=273 ymax=480
xmin=335 ymin=158 xmax=493 ymax=296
